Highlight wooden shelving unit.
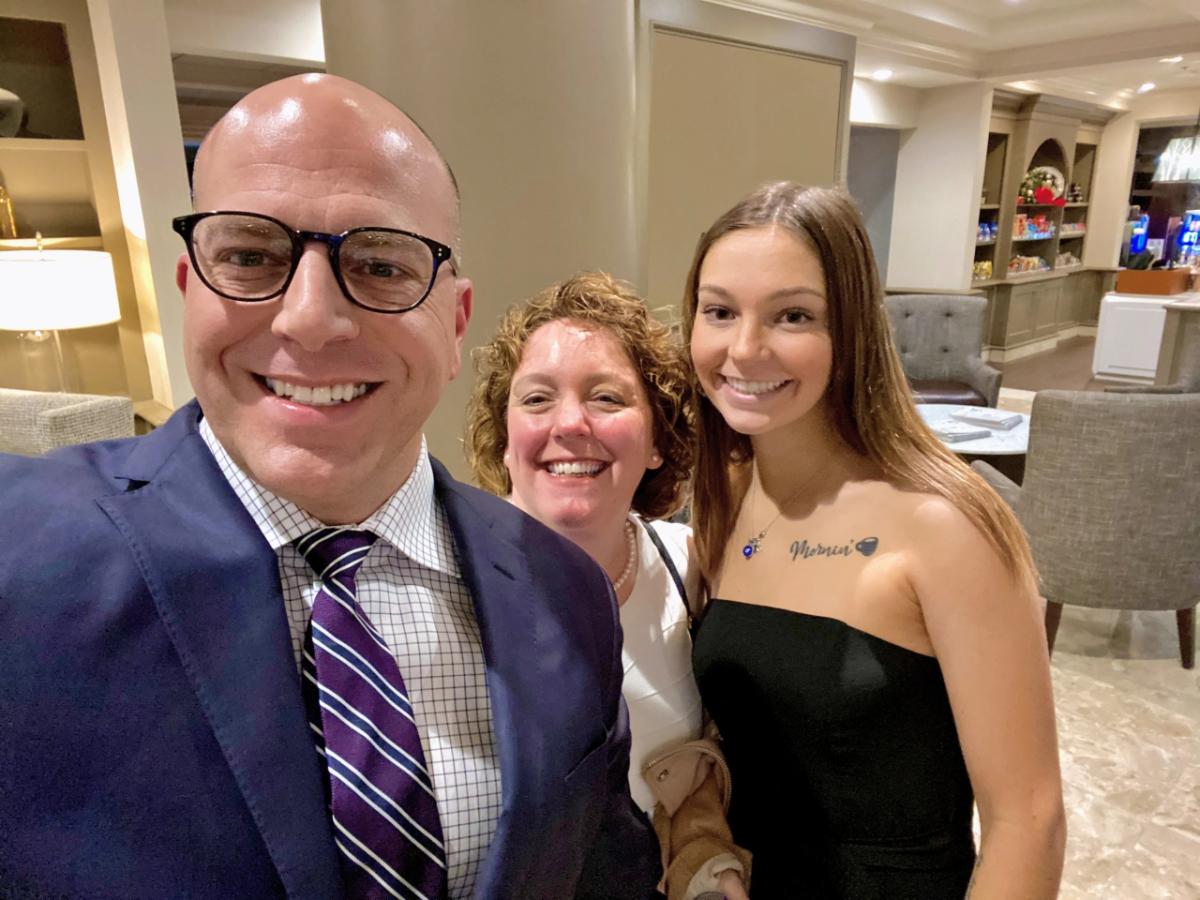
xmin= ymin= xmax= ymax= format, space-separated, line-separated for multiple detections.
xmin=969 ymin=94 xmax=1114 ymax=358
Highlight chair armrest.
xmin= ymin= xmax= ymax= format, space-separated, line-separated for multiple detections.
xmin=40 ymin=397 xmax=134 ymax=449
xmin=1104 ymin=384 xmax=1184 ymax=395
xmin=0 ymin=389 xmax=134 ymax=456
xmin=970 ymin=460 xmax=1021 ymax=510
xmin=963 ymin=358 xmax=1003 ymax=407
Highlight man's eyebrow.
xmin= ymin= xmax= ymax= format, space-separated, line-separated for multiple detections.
xmin=698 ymin=284 xmax=826 ymax=301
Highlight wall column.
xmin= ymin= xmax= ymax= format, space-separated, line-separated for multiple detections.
xmin=88 ymin=0 xmax=193 ymax=415
xmin=322 ymin=0 xmax=639 ymax=471
xmin=887 ymin=82 xmax=993 ymax=291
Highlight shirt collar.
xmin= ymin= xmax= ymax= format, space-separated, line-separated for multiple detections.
xmin=199 ymin=417 xmax=459 ymax=577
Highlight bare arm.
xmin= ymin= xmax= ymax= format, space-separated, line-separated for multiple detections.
xmin=908 ymin=499 xmax=1066 ymax=899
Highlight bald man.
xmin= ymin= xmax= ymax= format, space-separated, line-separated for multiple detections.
xmin=0 ymin=75 xmax=659 ymax=900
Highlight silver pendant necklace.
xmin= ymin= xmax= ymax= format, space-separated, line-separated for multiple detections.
xmin=741 ymin=464 xmax=827 ymax=560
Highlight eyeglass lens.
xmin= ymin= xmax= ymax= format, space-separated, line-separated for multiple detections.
xmin=189 ymin=213 xmax=438 ymax=311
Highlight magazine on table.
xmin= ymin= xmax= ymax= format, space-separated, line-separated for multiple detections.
xmin=950 ymin=408 xmax=1023 ymax=430
xmin=931 ymin=422 xmax=992 ymax=443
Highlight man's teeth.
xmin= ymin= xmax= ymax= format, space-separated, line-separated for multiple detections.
xmin=725 ymin=376 xmax=788 ymax=395
xmin=546 ymin=461 xmax=604 ymax=476
xmin=265 ymin=378 xmax=370 ymax=405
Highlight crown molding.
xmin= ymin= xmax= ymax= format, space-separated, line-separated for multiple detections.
xmin=699 ymin=0 xmax=874 ymax=32
xmin=981 ymin=24 xmax=1200 ymax=79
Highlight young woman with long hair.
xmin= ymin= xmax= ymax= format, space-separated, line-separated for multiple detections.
xmin=682 ymin=182 xmax=1065 ymax=898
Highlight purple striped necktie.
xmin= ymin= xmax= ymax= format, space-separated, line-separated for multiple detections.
xmin=297 ymin=526 xmax=448 ymax=900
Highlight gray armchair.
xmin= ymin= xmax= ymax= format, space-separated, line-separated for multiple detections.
xmin=972 ymin=390 xmax=1199 ymax=668
xmin=0 ymin=388 xmax=134 ymax=457
xmin=886 ymin=294 xmax=1001 ymax=407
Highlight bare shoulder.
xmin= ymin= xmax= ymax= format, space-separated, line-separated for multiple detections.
xmin=837 ymin=479 xmax=971 ymax=538
xmin=909 ymin=492 xmax=979 ymax=537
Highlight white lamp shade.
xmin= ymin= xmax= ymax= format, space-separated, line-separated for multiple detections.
xmin=0 ymin=250 xmax=122 ymax=331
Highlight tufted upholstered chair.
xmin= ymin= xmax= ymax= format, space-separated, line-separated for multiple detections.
xmin=885 ymin=294 xmax=1001 ymax=407
xmin=972 ymin=390 xmax=1199 ymax=669
xmin=0 ymin=388 xmax=134 ymax=457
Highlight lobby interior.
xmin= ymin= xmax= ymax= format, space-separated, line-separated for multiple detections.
xmin=1 ymin=2 xmax=1198 ymax=896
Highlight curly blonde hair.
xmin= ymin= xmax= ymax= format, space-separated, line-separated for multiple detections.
xmin=466 ymin=270 xmax=694 ymax=519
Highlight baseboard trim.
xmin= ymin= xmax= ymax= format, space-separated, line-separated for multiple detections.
xmin=984 ymin=325 xmax=1097 ymax=363
xmin=986 ymin=337 xmax=1059 ymax=363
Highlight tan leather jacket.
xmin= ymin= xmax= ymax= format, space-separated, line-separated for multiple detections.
xmin=642 ymin=737 xmax=752 ymax=900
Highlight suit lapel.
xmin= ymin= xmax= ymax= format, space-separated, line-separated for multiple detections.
xmin=98 ymin=403 xmax=341 ymax=898
xmin=432 ymin=462 xmax=549 ymax=898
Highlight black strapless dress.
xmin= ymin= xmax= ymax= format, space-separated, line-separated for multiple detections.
xmin=692 ymin=599 xmax=975 ymax=899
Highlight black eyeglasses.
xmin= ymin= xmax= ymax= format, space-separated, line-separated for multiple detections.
xmin=172 ymin=211 xmax=457 ymax=314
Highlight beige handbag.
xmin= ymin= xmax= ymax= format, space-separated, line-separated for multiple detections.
xmin=642 ymin=737 xmax=750 ymax=900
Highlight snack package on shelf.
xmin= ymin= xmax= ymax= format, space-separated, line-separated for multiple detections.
xmin=1055 ymin=250 xmax=1081 ymax=268
xmin=972 ymin=260 xmax=993 ymax=281
xmin=1008 ymin=254 xmax=1050 ymax=275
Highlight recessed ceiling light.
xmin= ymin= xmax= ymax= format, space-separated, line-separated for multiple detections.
xmin=872 ymin=68 xmax=894 ymax=82
xmin=1086 ymin=90 xmax=1097 ymax=96
xmin=1137 ymin=82 xmax=1156 ymax=93
xmin=1160 ymin=56 xmax=1183 ymax=64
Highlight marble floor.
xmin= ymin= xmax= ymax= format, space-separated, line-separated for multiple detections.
xmin=987 ymin=343 xmax=1197 ymax=895
xmin=1040 ymin=607 xmax=1198 ymax=898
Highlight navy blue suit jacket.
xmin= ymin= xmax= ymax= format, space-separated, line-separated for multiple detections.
xmin=0 ymin=401 xmax=658 ymax=899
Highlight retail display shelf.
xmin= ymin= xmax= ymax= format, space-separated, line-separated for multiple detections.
xmin=1059 ymin=233 xmax=1086 ymax=240
xmin=976 ymin=239 xmax=996 ymax=246
xmin=1064 ymin=202 xmax=1089 ymax=208
xmin=1003 ymin=269 xmax=1072 ymax=284
xmin=979 ymin=204 xmax=1001 ymax=210
xmin=1013 ymin=234 xmax=1056 ymax=242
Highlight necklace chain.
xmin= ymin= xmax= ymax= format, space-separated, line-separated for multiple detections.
xmin=741 ymin=464 xmax=827 ymax=560
xmin=612 ymin=519 xmax=638 ymax=591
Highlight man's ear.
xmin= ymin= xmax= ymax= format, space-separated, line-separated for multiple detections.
xmin=175 ymin=253 xmax=190 ymax=294
xmin=449 ymin=277 xmax=473 ymax=379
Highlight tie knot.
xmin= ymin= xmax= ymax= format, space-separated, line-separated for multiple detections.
xmin=295 ymin=527 xmax=377 ymax=582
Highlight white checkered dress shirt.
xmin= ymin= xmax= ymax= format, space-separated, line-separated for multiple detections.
xmin=199 ymin=419 xmax=502 ymax=897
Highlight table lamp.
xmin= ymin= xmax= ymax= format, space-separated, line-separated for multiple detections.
xmin=0 ymin=247 xmax=122 ymax=391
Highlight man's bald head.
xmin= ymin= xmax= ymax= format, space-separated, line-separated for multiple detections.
xmin=193 ymin=73 xmax=461 ymax=257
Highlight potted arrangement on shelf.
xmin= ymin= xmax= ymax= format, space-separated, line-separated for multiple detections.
xmin=1017 ymin=168 xmax=1068 ymax=207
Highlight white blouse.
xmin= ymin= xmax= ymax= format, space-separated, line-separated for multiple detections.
xmin=619 ymin=517 xmax=704 ymax=814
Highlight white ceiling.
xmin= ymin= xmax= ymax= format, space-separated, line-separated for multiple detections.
xmin=725 ymin=0 xmax=1200 ymax=108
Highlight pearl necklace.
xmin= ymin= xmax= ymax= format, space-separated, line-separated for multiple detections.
xmin=611 ymin=520 xmax=638 ymax=592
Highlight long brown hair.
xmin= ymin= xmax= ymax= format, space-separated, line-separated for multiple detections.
xmin=682 ymin=182 xmax=1037 ymax=590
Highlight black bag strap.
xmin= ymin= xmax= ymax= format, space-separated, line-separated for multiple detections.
xmin=640 ymin=517 xmax=692 ymax=630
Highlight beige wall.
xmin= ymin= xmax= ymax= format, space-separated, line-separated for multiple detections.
xmin=850 ymin=78 xmax=920 ymax=129
xmin=1087 ymin=87 xmax=1200 ymax=270
xmin=323 ymin=0 xmax=642 ymax=477
xmin=887 ymin=82 xmax=993 ymax=291
xmin=164 ymin=0 xmax=324 ymax=63
xmin=323 ymin=0 xmax=854 ymax=478
xmin=645 ymin=30 xmax=845 ymax=306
